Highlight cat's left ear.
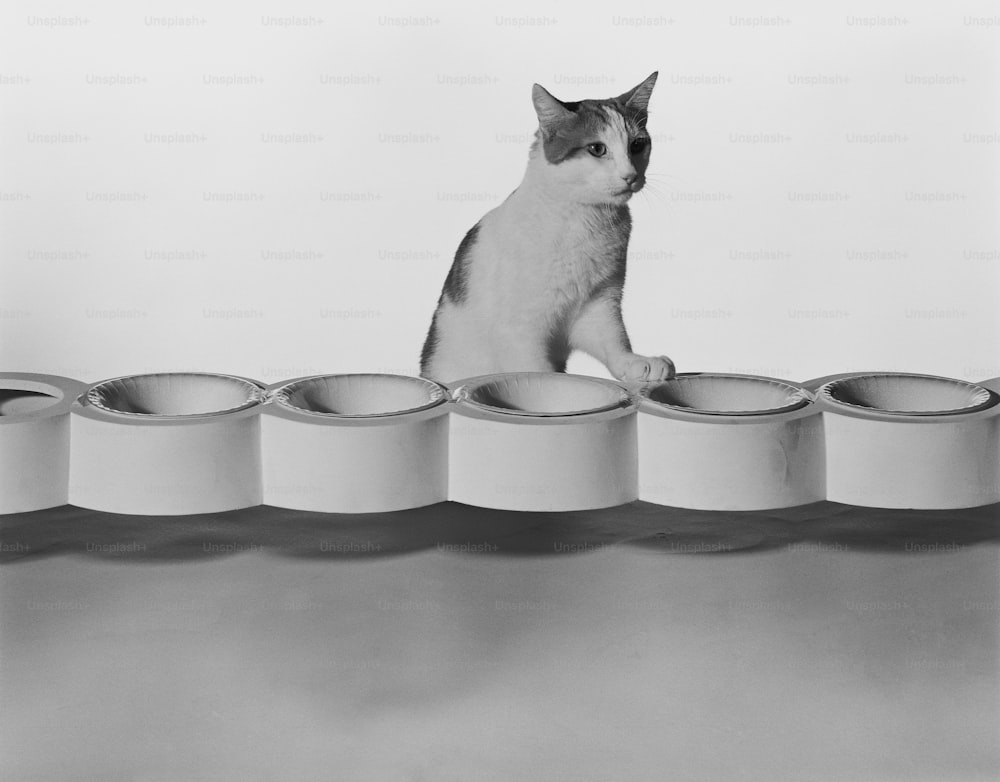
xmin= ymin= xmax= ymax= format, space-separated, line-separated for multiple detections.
xmin=617 ymin=71 xmax=658 ymax=113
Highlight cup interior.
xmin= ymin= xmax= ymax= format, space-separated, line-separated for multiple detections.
xmin=643 ymin=374 xmax=811 ymax=415
xmin=86 ymin=373 xmax=263 ymax=417
xmin=275 ymin=374 xmax=446 ymax=417
xmin=458 ymin=373 xmax=630 ymax=417
xmin=819 ymin=374 xmax=994 ymax=415
xmin=0 ymin=386 xmax=63 ymax=416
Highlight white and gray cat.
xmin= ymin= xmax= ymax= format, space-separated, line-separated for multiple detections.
xmin=420 ymin=72 xmax=675 ymax=385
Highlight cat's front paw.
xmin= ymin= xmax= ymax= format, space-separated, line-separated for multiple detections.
xmin=611 ymin=354 xmax=676 ymax=383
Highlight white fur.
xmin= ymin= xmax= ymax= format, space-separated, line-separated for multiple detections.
xmin=423 ymin=106 xmax=674 ymax=384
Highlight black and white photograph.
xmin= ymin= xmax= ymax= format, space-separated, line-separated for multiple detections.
xmin=1 ymin=1 xmax=998 ymax=779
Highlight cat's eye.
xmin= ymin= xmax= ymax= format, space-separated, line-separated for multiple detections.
xmin=587 ymin=143 xmax=607 ymax=157
xmin=630 ymin=137 xmax=650 ymax=154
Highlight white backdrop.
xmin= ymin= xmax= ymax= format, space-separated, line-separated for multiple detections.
xmin=1 ymin=0 xmax=997 ymax=385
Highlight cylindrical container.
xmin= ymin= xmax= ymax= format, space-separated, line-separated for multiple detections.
xmin=0 ymin=373 xmax=88 ymax=514
xmin=261 ymin=374 xmax=450 ymax=513
xmin=637 ymin=373 xmax=825 ymax=510
xmin=448 ymin=373 xmax=637 ymax=511
xmin=69 ymin=372 xmax=265 ymax=515
xmin=808 ymin=372 xmax=1000 ymax=509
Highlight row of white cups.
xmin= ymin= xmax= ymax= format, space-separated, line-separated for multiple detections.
xmin=1 ymin=370 xmax=998 ymax=515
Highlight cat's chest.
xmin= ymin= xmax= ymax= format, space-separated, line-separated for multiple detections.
xmin=551 ymin=220 xmax=622 ymax=267
xmin=543 ymin=217 xmax=626 ymax=297
xmin=509 ymin=210 xmax=628 ymax=294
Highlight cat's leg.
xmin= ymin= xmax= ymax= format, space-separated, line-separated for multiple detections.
xmin=423 ymin=303 xmax=557 ymax=382
xmin=569 ymin=293 xmax=675 ymax=382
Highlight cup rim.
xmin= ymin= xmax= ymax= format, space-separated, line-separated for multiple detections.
xmin=85 ymin=372 xmax=265 ymax=419
xmin=640 ymin=372 xmax=812 ymax=416
xmin=272 ymin=373 xmax=448 ymax=418
xmin=455 ymin=372 xmax=632 ymax=418
xmin=818 ymin=372 xmax=995 ymax=416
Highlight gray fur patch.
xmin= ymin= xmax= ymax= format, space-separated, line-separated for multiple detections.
xmin=443 ymin=223 xmax=480 ymax=303
xmin=419 ymin=310 xmax=440 ymax=376
xmin=538 ymin=100 xmax=649 ymax=165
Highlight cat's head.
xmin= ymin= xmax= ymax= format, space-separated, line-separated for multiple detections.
xmin=530 ymin=72 xmax=657 ymax=206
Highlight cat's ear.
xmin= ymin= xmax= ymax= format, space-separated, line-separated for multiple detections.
xmin=532 ymin=83 xmax=574 ymax=133
xmin=617 ymin=71 xmax=658 ymax=113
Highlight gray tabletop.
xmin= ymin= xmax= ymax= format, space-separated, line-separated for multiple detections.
xmin=2 ymin=501 xmax=998 ymax=781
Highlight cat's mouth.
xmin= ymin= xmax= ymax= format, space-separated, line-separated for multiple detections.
xmin=616 ymin=182 xmax=643 ymax=198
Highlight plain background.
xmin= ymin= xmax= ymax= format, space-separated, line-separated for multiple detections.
xmin=1 ymin=6 xmax=999 ymax=780
xmin=1 ymin=0 xmax=997 ymax=386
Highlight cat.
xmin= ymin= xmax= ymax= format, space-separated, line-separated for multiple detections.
xmin=420 ymin=72 xmax=675 ymax=385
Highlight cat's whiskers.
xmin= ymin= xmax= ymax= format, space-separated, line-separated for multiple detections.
xmin=631 ymin=182 xmax=669 ymax=215
xmin=638 ymin=172 xmax=683 ymax=214
xmin=644 ymin=171 xmax=683 ymax=190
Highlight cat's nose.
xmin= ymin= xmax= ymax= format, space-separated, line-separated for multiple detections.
xmin=622 ymin=172 xmax=638 ymax=186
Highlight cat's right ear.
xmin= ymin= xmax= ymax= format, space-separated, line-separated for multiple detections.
xmin=532 ymin=84 xmax=573 ymax=135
